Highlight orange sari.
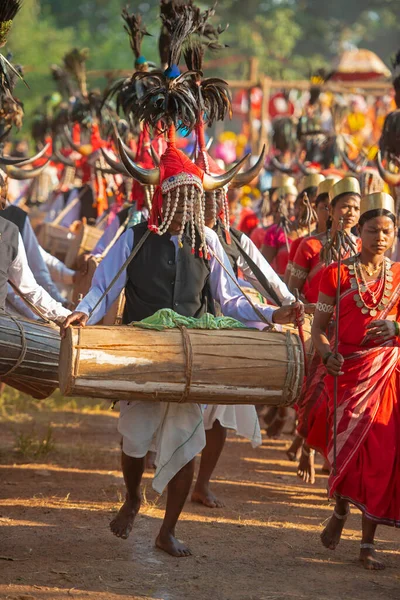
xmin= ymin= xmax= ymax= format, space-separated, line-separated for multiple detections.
xmin=320 ymin=262 xmax=400 ymax=527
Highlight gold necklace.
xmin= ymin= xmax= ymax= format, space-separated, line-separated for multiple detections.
xmin=361 ymin=261 xmax=384 ymax=277
xmin=348 ymin=256 xmax=393 ymax=316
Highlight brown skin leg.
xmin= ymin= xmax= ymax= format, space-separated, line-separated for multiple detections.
xmin=191 ymin=420 xmax=227 ymax=508
xmin=320 ymin=497 xmax=349 ymax=550
xmin=156 ymin=459 xmax=195 ymax=557
xmin=110 ymin=452 xmax=145 ymax=540
xmin=360 ymin=516 xmax=385 ymax=570
xmin=266 ymin=407 xmax=288 ymax=438
xmin=286 ymin=434 xmax=304 ymax=461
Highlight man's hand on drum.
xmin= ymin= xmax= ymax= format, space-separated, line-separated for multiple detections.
xmin=272 ymin=302 xmax=304 ymax=325
xmin=60 ymin=311 xmax=89 ymax=338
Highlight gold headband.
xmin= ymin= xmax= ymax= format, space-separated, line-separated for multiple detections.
xmin=360 ymin=192 xmax=395 ymax=216
xmin=329 ymin=177 xmax=361 ymax=203
xmin=276 ymin=184 xmax=298 ymax=198
xmin=271 ymin=174 xmax=295 ymax=188
xmin=317 ymin=176 xmax=342 ymax=198
xmin=300 ymin=173 xmax=325 ymax=192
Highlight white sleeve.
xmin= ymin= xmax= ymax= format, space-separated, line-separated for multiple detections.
xmin=8 ymin=234 xmax=70 ymax=321
xmin=206 ymin=228 xmax=276 ymax=325
xmin=40 ymin=247 xmax=75 ymax=285
xmin=238 ymin=233 xmax=295 ymax=306
xmin=22 ymin=219 xmax=66 ymax=303
xmin=76 ymin=228 xmax=133 ymax=324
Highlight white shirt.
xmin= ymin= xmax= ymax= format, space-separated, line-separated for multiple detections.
xmin=238 ymin=233 xmax=295 ymax=306
xmin=7 ymin=234 xmax=70 ymax=321
xmin=40 ymin=247 xmax=75 ymax=286
xmin=77 ymin=226 xmax=277 ymax=326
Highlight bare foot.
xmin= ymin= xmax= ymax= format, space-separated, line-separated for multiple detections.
xmin=320 ymin=510 xmax=348 ymax=550
xmin=297 ymin=447 xmax=315 ymax=484
xmin=156 ymin=530 xmax=192 ymax=557
xmin=360 ymin=546 xmax=385 ymax=571
xmin=191 ymin=488 xmax=225 ymax=508
xmin=110 ymin=499 xmax=140 ymax=539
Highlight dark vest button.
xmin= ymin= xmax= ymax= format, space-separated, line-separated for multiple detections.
xmin=174 ymin=302 xmax=179 ymax=307
xmin=168 ymin=259 xmax=174 ymax=265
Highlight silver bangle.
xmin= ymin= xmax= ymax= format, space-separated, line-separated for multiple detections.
xmin=291 ymin=267 xmax=308 ymax=280
xmin=316 ymin=301 xmax=334 ymax=313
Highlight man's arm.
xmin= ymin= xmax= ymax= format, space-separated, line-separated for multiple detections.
xmin=72 ymin=228 xmax=134 ymax=325
xmin=8 ymin=234 xmax=70 ymax=322
xmin=238 ymin=233 xmax=295 ymax=306
xmin=22 ymin=218 xmax=67 ymax=304
xmin=206 ymin=229 xmax=301 ymax=326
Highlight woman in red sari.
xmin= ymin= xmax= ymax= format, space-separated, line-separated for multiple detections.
xmin=312 ymin=192 xmax=400 ymax=570
xmin=289 ymin=178 xmax=361 ymax=480
xmin=284 ymin=173 xmax=326 ymax=284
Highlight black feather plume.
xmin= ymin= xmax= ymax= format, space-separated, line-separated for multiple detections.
xmin=122 ymin=8 xmax=151 ymax=61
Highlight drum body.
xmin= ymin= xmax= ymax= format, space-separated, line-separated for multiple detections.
xmin=0 ymin=314 xmax=60 ymax=399
xmin=37 ymin=222 xmax=74 ymax=261
xmin=59 ymin=326 xmax=304 ymax=406
xmin=65 ymin=223 xmax=103 ymax=269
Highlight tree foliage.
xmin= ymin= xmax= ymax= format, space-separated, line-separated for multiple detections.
xmin=3 ymin=0 xmax=400 ymax=136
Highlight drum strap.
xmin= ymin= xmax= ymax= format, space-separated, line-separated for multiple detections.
xmin=229 ymin=232 xmax=283 ymax=307
xmin=0 ymin=312 xmax=28 ymax=380
xmin=88 ymin=229 xmax=151 ymax=319
xmin=8 ymin=280 xmax=52 ymax=324
xmin=178 ymin=325 xmax=193 ymax=402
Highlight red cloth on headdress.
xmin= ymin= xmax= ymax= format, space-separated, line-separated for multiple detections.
xmin=149 ymin=126 xmax=204 ymax=229
xmin=194 ymin=120 xmax=223 ymax=175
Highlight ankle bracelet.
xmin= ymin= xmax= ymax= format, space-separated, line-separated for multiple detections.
xmin=360 ymin=543 xmax=375 ymax=550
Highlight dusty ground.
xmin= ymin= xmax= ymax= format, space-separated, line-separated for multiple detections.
xmin=0 ymin=395 xmax=398 ymax=600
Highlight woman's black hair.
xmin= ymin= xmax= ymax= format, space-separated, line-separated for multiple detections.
xmin=331 ymin=191 xmax=361 ymax=209
xmin=359 ymin=208 xmax=396 ymax=228
xmin=315 ymin=192 xmax=329 ymax=206
xmin=298 ymin=186 xmax=318 ymax=202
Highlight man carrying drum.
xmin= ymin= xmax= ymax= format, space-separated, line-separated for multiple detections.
xmin=61 ymin=129 xmax=304 ymax=558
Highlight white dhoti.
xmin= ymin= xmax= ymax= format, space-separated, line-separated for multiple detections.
xmin=118 ymin=400 xmax=205 ymax=494
xmin=203 ymin=404 xmax=262 ymax=448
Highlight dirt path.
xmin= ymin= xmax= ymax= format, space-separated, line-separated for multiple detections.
xmin=0 ymin=400 xmax=398 ymax=600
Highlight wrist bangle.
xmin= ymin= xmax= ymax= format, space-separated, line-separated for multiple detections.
xmin=322 ymin=351 xmax=333 ymax=365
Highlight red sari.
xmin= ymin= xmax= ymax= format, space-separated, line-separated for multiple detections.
xmin=320 ymin=262 xmax=400 ymax=527
xmin=295 ymin=238 xmax=361 ymax=454
xmin=263 ymin=224 xmax=292 ymax=277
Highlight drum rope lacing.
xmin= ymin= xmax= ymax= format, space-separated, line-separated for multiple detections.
xmin=178 ymin=325 xmax=193 ymax=403
xmin=0 ymin=312 xmax=28 ymax=380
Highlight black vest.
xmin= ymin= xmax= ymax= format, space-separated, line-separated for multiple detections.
xmin=0 ymin=216 xmax=19 ymax=310
xmin=123 ymin=222 xmax=211 ymax=324
xmin=214 ymin=220 xmax=242 ymax=276
xmin=79 ymin=185 xmax=98 ymax=225
xmin=0 ymin=205 xmax=28 ymax=235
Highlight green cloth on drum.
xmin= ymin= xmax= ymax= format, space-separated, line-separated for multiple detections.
xmin=130 ymin=309 xmax=248 ymax=331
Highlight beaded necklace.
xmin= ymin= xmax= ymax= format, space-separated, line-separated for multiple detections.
xmin=347 ymin=254 xmax=393 ymax=317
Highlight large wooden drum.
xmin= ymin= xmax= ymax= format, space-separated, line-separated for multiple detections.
xmin=0 ymin=314 xmax=60 ymax=399
xmin=64 ymin=222 xmax=103 ymax=269
xmin=59 ymin=326 xmax=304 ymax=406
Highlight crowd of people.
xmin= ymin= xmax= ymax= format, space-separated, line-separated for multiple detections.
xmin=0 ymin=0 xmax=399 ymax=572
